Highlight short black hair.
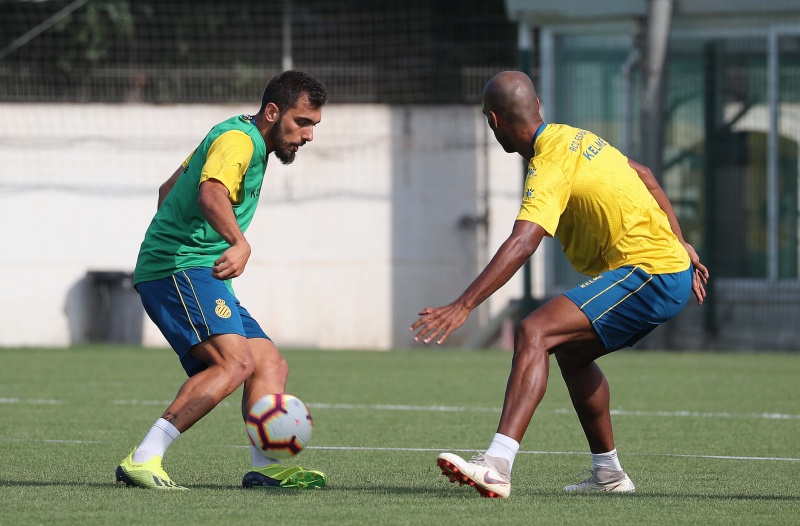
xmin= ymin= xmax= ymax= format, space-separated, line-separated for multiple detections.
xmin=259 ymin=70 xmax=327 ymax=113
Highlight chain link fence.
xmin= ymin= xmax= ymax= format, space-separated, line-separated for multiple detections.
xmin=0 ymin=0 xmax=517 ymax=103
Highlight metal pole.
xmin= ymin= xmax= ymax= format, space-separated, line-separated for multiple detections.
xmin=282 ymin=0 xmax=293 ymax=72
xmin=641 ymin=0 xmax=673 ymax=184
xmin=621 ymin=20 xmax=643 ymax=158
xmin=767 ymin=28 xmax=780 ymax=281
xmin=539 ymin=28 xmax=555 ymax=123
xmin=539 ymin=28 xmax=556 ymax=295
xmin=518 ymin=20 xmax=536 ymax=317
xmin=702 ymin=42 xmax=718 ymax=338
xmin=621 ymin=48 xmax=639 ymax=157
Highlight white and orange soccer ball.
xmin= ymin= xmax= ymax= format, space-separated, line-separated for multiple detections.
xmin=245 ymin=393 xmax=314 ymax=459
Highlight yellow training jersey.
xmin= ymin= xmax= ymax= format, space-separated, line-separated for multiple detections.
xmin=182 ymin=129 xmax=255 ymax=204
xmin=516 ymin=123 xmax=690 ymax=276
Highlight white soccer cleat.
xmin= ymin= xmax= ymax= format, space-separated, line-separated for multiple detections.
xmin=436 ymin=452 xmax=511 ymax=498
xmin=563 ymin=467 xmax=636 ymax=493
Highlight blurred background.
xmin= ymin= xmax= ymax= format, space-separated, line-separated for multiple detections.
xmin=1 ymin=0 xmax=799 ymax=351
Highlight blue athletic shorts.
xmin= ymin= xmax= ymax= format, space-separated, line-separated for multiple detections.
xmin=136 ymin=268 xmax=270 ymax=377
xmin=563 ymin=265 xmax=692 ymax=351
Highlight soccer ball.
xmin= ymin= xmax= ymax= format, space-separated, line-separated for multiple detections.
xmin=246 ymin=393 xmax=314 ymax=459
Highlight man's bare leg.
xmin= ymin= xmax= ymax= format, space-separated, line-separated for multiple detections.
xmin=240 ymin=337 xmax=288 ymax=419
xmin=162 ymin=333 xmax=256 ymax=432
xmin=117 ymin=333 xmax=256 ymax=489
xmin=496 ymin=296 xmax=602 ymax=441
xmin=555 ymin=355 xmax=615 ymax=453
xmin=556 ymin=340 xmax=635 ymax=492
xmin=437 ymin=296 xmax=603 ymax=498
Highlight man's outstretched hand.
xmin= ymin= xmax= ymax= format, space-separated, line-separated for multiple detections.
xmin=410 ymin=302 xmax=471 ymax=345
xmin=684 ymin=242 xmax=709 ymax=305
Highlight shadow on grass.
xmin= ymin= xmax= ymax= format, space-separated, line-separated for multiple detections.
xmin=2 ymin=480 xmax=799 ymax=503
xmin=557 ymin=491 xmax=800 ymax=502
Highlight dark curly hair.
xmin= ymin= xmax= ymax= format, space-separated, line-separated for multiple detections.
xmin=259 ymin=70 xmax=328 ymax=113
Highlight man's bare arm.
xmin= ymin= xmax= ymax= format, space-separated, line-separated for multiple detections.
xmin=628 ymin=158 xmax=709 ymax=304
xmin=411 ymin=220 xmax=546 ymax=344
xmin=628 ymin=159 xmax=687 ymax=243
xmin=197 ymin=179 xmax=251 ymax=280
xmin=157 ymin=165 xmax=185 ymax=208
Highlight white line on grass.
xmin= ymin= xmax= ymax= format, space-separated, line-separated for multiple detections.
xmin=309 ymin=403 xmax=499 ymax=413
xmin=659 ymin=453 xmax=800 ymax=461
xmin=110 ymin=399 xmax=800 ymax=421
xmin=609 ymin=409 xmax=800 ymax=420
xmin=2 ymin=437 xmax=796 ymax=462
xmin=0 ymin=438 xmax=104 ymax=444
xmin=0 ymin=398 xmax=63 ymax=404
xmin=304 ymin=446 xmax=800 ymax=462
xmin=313 ymin=403 xmax=800 ymax=420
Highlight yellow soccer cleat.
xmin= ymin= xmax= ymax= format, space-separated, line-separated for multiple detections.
xmin=115 ymin=450 xmax=186 ymax=490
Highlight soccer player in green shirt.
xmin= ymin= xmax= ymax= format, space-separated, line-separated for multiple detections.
xmin=116 ymin=71 xmax=328 ymax=490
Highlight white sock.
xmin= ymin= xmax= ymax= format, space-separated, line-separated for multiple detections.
xmin=591 ymin=449 xmax=623 ymax=471
xmin=132 ymin=418 xmax=180 ymax=463
xmin=250 ymin=445 xmax=282 ymax=468
xmin=484 ymin=433 xmax=520 ymax=470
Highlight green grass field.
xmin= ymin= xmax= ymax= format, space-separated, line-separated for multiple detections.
xmin=1 ymin=346 xmax=798 ymax=525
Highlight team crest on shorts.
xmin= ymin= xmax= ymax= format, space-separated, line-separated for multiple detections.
xmin=215 ymin=298 xmax=232 ymax=318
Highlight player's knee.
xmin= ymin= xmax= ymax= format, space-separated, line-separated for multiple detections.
xmin=251 ymin=347 xmax=288 ymax=378
xmin=226 ymin=361 xmax=254 ymax=388
xmin=514 ymin=319 xmax=546 ymax=353
xmin=221 ymin=350 xmax=256 ymax=385
xmin=276 ymin=354 xmax=288 ymax=378
xmin=239 ymin=358 xmax=256 ymax=383
xmin=264 ymin=353 xmax=288 ymax=382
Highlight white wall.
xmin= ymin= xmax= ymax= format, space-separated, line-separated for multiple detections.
xmin=0 ymin=103 xmax=528 ymax=349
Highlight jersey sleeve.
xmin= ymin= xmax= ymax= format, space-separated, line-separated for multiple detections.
xmin=515 ymin=158 xmax=570 ymax=236
xmin=181 ymin=149 xmax=196 ymax=169
xmin=199 ymin=130 xmax=255 ymax=204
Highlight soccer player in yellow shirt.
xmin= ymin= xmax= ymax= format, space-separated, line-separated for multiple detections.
xmin=411 ymin=71 xmax=708 ymax=498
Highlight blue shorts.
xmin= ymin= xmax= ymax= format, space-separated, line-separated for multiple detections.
xmin=136 ymin=268 xmax=270 ymax=377
xmin=563 ymin=265 xmax=692 ymax=351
